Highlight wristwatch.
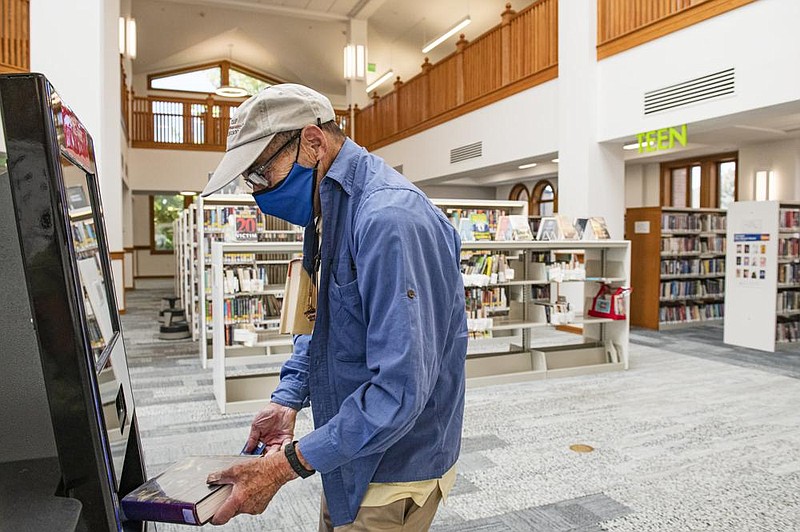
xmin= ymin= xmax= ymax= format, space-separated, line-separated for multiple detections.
xmin=285 ymin=441 xmax=315 ymax=478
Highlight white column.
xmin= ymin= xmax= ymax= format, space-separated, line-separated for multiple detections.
xmin=31 ymin=0 xmax=125 ymax=307
xmin=346 ymin=18 xmax=370 ymax=109
xmin=556 ymin=1 xmax=625 ymax=239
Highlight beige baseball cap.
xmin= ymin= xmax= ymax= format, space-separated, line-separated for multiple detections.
xmin=201 ymin=83 xmax=336 ymax=196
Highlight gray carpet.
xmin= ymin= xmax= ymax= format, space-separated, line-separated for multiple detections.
xmin=122 ymin=287 xmax=800 ymax=531
xmin=630 ymin=324 xmax=800 ymax=379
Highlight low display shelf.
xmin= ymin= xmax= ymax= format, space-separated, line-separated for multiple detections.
xmin=459 ymin=240 xmax=631 ymax=387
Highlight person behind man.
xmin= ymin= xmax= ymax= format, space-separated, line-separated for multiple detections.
xmin=201 ymin=84 xmax=468 ymax=530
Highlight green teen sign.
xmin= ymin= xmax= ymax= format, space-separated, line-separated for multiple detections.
xmin=637 ymin=124 xmax=687 ymax=153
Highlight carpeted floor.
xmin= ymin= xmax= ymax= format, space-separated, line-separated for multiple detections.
xmin=122 ymin=287 xmax=800 ymax=531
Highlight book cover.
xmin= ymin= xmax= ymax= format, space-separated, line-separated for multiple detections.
xmin=458 ymin=218 xmax=474 ymax=241
xmin=121 ymin=455 xmax=258 ymax=525
xmin=508 ymin=215 xmax=534 ymax=241
xmin=495 ymin=215 xmax=510 ymax=241
xmin=470 ymin=212 xmax=492 ymax=241
xmin=589 ymin=217 xmax=610 ymax=239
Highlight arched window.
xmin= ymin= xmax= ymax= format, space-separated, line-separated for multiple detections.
xmin=532 ymin=180 xmax=557 ymax=216
xmin=508 ymin=183 xmax=530 ymax=207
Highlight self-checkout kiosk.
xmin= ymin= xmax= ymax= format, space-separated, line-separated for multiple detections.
xmin=0 ymin=73 xmax=149 ymax=531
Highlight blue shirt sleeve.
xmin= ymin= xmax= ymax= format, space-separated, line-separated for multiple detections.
xmin=270 ymin=334 xmax=311 ymax=410
xmin=299 ymin=189 xmax=452 ymax=473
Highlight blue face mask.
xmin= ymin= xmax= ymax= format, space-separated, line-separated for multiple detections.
xmin=252 ymin=160 xmax=316 ymax=227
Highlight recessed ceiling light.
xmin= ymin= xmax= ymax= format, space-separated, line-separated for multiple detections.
xmin=551 ymin=158 xmax=559 ymax=163
xmin=518 ymin=162 xmax=537 ymax=170
xmin=180 ymin=191 xmax=197 ymax=196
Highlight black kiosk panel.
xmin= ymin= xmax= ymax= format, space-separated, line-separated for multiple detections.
xmin=0 ymin=74 xmax=147 ymax=531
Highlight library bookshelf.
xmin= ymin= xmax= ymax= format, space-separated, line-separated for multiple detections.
xmin=626 ymin=207 xmax=727 ymax=330
xmin=211 ymin=242 xmax=302 ymax=414
xmin=459 ymin=240 xmax=630 ymax=388
xmin=195 ymin=194 xmax=302 ymax=368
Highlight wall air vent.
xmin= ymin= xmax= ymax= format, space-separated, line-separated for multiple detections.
xmin=393 ymin=164 xmax=404 ymax=174
xmin=450 ymin=141 xmax=482 ymax=164
xmin=644 ymin=67 xmax=734 ymax=115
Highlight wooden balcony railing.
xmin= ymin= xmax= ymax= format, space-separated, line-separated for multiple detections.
xmin=121 ymin=59 xmax=130 ymax=136
xmin=353 ymin=0 xmax=558 ymax=151
xmin=0 ymin=0 xmax=30 ymax=74
xmin=597 ymin=0 xmax=756 ymax=59
xmin=130 ymin=94 xmax=353 ymax=151
xmin=131 ymin=95 xmax=241 ymax=151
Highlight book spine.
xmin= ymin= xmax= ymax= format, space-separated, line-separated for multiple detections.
xmin=122 ymin=499 xmax=199 ymax=525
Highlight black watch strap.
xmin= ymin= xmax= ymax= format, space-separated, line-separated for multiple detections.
xmin=285 ymin=441 xmax=315 ymax=478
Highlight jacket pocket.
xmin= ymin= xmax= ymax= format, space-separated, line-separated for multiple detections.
xmin=328 ymin=276 xmax=367 ymax=362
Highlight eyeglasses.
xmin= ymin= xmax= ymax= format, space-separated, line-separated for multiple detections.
xmin=243 ymin=131 xmax=301 ymax=190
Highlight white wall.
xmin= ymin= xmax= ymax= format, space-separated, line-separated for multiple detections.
xmin=624 ymin=162 xmax=660 ymax=208
xmin=738 ymin=138 xmax=800 ymax=202
xmin=420 ymin=185 xmax=496 ymax=201
xmin=598 ymin=0 xmax=800 ymax=142
xmin=373 ymin=79 xmax=559 ymax=184
xmin=31 ymin=0 xmax=126 ymax=309
xmin=128 ymin=148 xmax=223 ymax=193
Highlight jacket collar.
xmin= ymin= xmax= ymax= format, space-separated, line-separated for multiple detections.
xmin=323 ymin=138 xmax=361 ymax=196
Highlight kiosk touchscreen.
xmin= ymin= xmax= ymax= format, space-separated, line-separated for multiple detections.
xmin=0 ymin=74 xmax=148 ymax=531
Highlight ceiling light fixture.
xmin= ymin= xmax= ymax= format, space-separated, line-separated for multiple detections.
xmin=118 ymin=17 xmax=126 ymax=55
xmin=623 ymin=141 xmax=657 ymax=150
xmin=422 ymin=16 xmax=471 ymax=54
xmin=343 ymin=44 xmax=366 ymax=80
xmin=518 ymin=163 xmax=537 ymax=170
xmin=552 ymin=158 xmax=559 ymax=163
xmin=180 ymin=191 xmax=197 ymax=196
xmin=126 ymin=18 xmax=137 ymax=59
xmin=215 ymin=44 xmax=249 ymax=98
xmin=366 ymin=70 xmax=394 ymax=93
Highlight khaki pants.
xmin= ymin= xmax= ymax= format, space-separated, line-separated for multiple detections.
xmin=318 ymin=486 xmax=442 ymax=532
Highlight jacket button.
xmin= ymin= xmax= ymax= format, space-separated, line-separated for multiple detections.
xmin=407 ymin=289 xmax=416 ymax=299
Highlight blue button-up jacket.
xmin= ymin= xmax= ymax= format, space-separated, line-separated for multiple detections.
xmin=270 ymin=138 xmax=468 ymax=526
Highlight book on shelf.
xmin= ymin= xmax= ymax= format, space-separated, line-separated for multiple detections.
xmin=121 ymin=455 xmax=257 ymax=525
xmin=470 ymin=212 xmax=492 ymax=241
xmin=509 ymin=215 xmax=534 ymax=241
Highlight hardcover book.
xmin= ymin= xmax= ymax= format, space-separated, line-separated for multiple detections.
xmin=121 ymin=455 xmax=257 ymax=525
xmin=279 ymin=258 xmax=315 ymax=335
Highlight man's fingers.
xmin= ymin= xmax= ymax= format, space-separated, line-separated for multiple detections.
xmin=206 ymin=466 xmax=235 ymax=486
xmin=210 ymin=495 xmax=239 ymax=526
xmin=243 ymin=429 xmax=261 ymax=453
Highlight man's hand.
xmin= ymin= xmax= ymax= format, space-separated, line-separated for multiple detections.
xmin=243 ymin=402 xmax=298 ymax=456
xmin=206 ymin=450 xmax=297 ymax=525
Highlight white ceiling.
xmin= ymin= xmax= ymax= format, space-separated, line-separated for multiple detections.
xmin=131 ymin=0 xmax=536 ymax=102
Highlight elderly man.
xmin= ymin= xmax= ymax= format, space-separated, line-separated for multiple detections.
xmin=202 ymin=84 xmax=467 ymax=531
